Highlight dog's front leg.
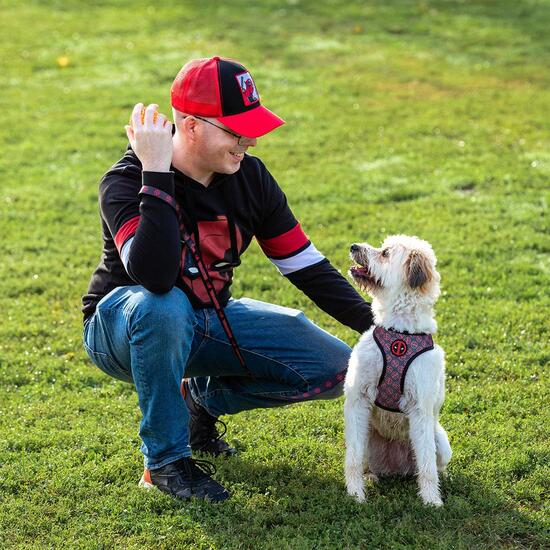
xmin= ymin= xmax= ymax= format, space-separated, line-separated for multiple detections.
xmin=344 ymin=395 xmax=373 ymax=502
xmin=408 ymin=410 xmax=443 ymax=506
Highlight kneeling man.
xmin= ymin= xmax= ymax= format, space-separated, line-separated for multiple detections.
xmin=81 ymin=56 xmax=373 ymax=502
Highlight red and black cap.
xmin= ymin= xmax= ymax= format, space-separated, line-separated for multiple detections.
xmin=171 ymin=56 xmax=284 ymax=138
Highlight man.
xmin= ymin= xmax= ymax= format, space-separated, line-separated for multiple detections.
xmin=82 ymin=56 xmax=373 ymax=503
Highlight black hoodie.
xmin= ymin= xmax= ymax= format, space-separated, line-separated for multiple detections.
xmin=81 ymin=148 xmax=373 ymax=333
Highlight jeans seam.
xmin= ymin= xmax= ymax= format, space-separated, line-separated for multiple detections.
xmin=82 ymin=316 xmax=93 ymax=346
xmin=131 ymin=332 xmax=152 ymax=424
xmin=199 ymin=333 xmax=310 ymax=387
xmin=201 ymin=387 xmax=305 ymax=400
xmin=186 ymin=310 xmax=209 ymax=364
xmin=204 ymin=308 xmax=210 ymax=335
xmin=187 ymin=329 xmax=208 ymax=364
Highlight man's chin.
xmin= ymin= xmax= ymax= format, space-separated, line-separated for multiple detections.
xmin=221 ymin=161 xmax=242 ymax=174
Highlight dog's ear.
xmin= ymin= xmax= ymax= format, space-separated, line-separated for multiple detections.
xmin=405 ymin=250 xmax=433 ymax=289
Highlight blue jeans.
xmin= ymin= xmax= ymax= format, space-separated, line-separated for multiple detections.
xmin=82 ymin=285 xmax=351 ymax=469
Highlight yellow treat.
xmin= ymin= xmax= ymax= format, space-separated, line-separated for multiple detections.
xmin=153 ymin=111 xmax=158 ymax=124
xmin=140 ymin=107 xmax=146 ymax=125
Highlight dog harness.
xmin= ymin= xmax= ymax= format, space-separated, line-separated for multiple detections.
xmin=373 ymin=326 xmax=434 ymax=412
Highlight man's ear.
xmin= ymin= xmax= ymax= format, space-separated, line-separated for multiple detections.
xmin=182 ymin=115 xmax=198 ymax=141
xmin=405 ymin=250 xmax=433 ymax=289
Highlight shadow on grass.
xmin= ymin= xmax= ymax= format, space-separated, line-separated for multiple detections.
xmin=177 ymin=455 xmax=546 ymax=549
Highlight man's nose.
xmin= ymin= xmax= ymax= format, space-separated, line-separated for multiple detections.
xmin=243 ymin=137 xmax=257 ymax=147
xmin=350 ymin=244 xmax=360 ymax=253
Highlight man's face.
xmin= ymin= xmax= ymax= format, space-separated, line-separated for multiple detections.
xmin=195 ymin=118 xmax=257 ymax=175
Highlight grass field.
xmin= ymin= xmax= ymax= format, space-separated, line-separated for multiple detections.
xmin=0 ymin=0 xmax=549 ymax=548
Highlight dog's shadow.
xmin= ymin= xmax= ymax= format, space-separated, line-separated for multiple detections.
xmin=174 ymin=454 xmax=544 ymax=548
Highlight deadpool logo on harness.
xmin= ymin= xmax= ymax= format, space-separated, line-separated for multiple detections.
xmin=391 ymin=339 xmax=407 ymax=357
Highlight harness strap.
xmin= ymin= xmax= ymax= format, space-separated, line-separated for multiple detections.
xmin=177 ymin=206 xmax=252 ymax=377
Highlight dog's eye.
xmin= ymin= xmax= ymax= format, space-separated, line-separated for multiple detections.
xmin=381 ymin=248 xmax=390 ymax=257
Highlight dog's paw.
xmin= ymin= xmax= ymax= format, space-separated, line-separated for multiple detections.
xmin=422 ymin=495 xmax=443 ymax=507
xmin=346 ymin=479 xmax=366 ymax=503
xmin=364 ymin=472 xmax=379 ymax=484
xmin=419 ymin=486 xmax=443 ymax=507
xmin=349 ymin=489 xmax=366 ymax=503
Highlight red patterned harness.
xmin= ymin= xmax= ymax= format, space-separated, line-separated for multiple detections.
xmin=372 ymin=326 xmax=434 ymax=412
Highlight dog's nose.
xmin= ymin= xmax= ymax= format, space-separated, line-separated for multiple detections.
xmin=350 ymin=244 xmax=360 ymax=253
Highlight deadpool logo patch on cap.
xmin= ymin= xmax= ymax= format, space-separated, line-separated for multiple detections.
xmin=235 ymin=71 xmax=259 ymax=106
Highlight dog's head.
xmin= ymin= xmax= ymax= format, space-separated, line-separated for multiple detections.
xmin=349 ymin=235 xmax=440 ymax=305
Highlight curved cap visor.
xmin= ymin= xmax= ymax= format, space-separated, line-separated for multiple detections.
xmin=217 ymin=104 xmax=284 ymax=138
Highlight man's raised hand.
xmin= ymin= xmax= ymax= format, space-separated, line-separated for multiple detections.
xmin=125 ymin=103 xmax=173 ymax=173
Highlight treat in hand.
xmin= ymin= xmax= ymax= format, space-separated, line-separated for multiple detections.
xmin=131 ymin=106 xmax=161 ymax=127
xmin=138 ymin=106 xmax=160 ymax=125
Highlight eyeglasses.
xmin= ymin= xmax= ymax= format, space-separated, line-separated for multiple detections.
xmin=183 ymin=115 xmax=252 ymax=146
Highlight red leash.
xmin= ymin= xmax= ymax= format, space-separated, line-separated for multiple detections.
xmin=178 ymin=210 xmax=252 ymax=377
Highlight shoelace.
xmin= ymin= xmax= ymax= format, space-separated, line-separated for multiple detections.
xmin=195 ymin=418 xmax=227 ymax=450
xmin=197 ymin=418 xmax=228 ymax=451
xmin=184 ymin=457 xmax=217 ymax=479
xmin=211 ymin=418 xmax=227 ymax=442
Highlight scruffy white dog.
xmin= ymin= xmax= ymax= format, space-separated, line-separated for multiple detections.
xmin=344 ymin=235 xmax=452 ymax=506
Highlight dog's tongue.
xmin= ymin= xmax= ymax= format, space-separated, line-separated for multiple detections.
xmin=351 ymin=266 xmax=370 ymax=276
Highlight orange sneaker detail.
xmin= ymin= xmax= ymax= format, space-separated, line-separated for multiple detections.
xmin=143 ymin=468 xmax=152 ymax=485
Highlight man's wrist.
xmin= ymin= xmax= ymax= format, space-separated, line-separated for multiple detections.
xmin=142 ymin=171 xmax=175 ymax=197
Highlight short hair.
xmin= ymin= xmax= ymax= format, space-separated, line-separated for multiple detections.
xmin=172 ymin=108 xmax=186 ymax=123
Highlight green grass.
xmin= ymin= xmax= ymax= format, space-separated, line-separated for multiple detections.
xmin=1 ymin=0 xmax=549 ymax=548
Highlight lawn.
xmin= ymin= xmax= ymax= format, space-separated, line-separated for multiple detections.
xmin=0 ymin=0 xmax=548 ymax=548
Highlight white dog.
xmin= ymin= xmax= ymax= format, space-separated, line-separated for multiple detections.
xmin=344 ymin=235 xmax=452 ymax=506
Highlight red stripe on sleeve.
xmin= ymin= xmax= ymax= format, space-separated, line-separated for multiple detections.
xmin=257 ymin=223 xmax=309 ymax=257
xmin=114 ymin=215 xmax=140 ymax=251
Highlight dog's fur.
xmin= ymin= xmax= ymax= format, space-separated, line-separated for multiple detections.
xmin=344 ymin=235 xmax=452 ymax=506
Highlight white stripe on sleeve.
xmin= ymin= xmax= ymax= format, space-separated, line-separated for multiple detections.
xmin=269 ymin=243 xmax=325 ymax=275
xmin=120 ymin=236 xmax=134 ymax=270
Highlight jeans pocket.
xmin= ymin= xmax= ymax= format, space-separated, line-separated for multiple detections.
xmin=83 ymin=342 xmax=133 ymax=384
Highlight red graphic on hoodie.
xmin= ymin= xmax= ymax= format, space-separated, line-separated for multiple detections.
xmin=180 ymin=216 xmax=242 ymax=303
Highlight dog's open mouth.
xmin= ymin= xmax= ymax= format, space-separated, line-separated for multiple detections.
xmin=349 ymin=264 xmax=382 ymax=289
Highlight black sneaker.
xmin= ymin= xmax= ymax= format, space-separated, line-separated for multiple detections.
xmin=181 ymin=379 xmax=237 ymax=457
xmin=139 ymin=457 xmax=230 ymax=502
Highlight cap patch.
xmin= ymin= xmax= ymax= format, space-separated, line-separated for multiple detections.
xmin=235 ymin=71 xmax=259 ymax=106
